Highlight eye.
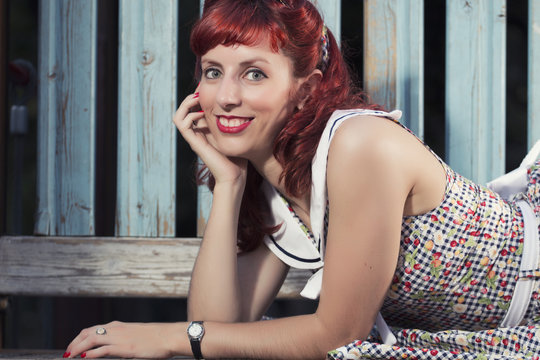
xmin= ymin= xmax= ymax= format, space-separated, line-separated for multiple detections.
xmin=204 ymin=68 xmax=221 ymax=79
xmin=244 ymin=69 xmax=267 ymax=81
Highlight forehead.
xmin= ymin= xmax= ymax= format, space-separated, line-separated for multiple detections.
xmin=201 ymin=39 xmax=292 ymax=68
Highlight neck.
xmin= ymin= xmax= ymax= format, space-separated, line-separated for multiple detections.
xmin=250 ymin=154 xmax=283 ymax=192
xmin=250 ymin=155 xmax=311 ymax=216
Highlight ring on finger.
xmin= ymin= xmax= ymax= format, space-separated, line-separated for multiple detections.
xmin=96 ymin=327 xmax=107 ymax=335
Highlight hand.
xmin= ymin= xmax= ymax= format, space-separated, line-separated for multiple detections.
xmin=173 ymin=90 xmax=247 ymax=187
xmin=64 ymin=321 xmax=185 ymax=359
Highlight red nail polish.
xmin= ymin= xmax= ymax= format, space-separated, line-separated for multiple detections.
xmin=63 ymin=352 xmax=70 ymax=358
xmin=81 ymin=353 xmax=86 ymax=358
xmin=198 ymin=110 xmax=204 ymax=113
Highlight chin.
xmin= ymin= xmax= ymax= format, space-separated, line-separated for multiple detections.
xmin=215 ymin=145 xmax=250 ymax=159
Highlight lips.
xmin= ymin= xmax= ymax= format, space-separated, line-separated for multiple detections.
xmin=216 ymin=115 xmax=253 ymax=134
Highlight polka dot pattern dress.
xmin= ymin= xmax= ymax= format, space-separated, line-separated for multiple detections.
xmin=325 ymin=111 xmax=540 ymax=359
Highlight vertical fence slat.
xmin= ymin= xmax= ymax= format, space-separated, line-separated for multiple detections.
xmin=364 ymin=0 xmax=424 ymax=137
xmin=314 ymin=0 xmax=341 ymax=42
xmin=116 ymin=0 xmax=178 ymax=237
xmin=396 ymin=0 xmax=424 ymax=137
xmin=529 ymin=0 xmax=540 ymax=147
xmin=35 ymin=0 xmax=97 ymax=235
xmin=446 ymin=0 xmax=506 ymax=184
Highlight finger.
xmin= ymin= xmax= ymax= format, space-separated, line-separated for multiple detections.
xmin=65 ymin=326 xmax=94 ymax=356
xmin=80 ymin=345 xmax=115 ymax=359
xmin=173 ymin=93 xmax=201 ymax=127
xmin=174 ymin=110 xmax=206 ymax=135
xmin=194 ymin=112 xmax=209 ymax=129
xmin=66 ymin=325 xmax=111 ymax=358
xmin=177 ymin=91 xmax=200 ymax=115
xmin=67 ymin=335 xmax=104 ymax=359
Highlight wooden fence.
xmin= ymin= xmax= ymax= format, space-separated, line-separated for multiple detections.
xmin=0 ymin=0 xmax=538 ymax=297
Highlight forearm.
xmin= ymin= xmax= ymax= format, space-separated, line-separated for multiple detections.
xmin=172 ymin=314 xmax=342 ymax=360
xmin=188 ymin=181 xmax=245 ymax=322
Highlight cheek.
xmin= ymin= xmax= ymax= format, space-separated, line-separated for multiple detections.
xmin=197 ymin=88 xmax=214 ymax=111
xmin=245 ymin=86 xmax=291 ymax=111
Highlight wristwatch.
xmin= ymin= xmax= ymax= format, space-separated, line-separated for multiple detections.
xmin=187 ymin=321 xmax=205 ymax=359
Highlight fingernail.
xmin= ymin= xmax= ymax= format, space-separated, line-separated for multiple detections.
xmin=194 ymin=92 xmax=199 ymax=98
xmin=63 ymin=352 xmax=70 ymax=358
xmin=81 ymin=353 xmax=86 ymax=358
xmin=198 ymin=110 xmax=204 ymax=113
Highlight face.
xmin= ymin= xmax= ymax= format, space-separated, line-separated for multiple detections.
xmin=198 ymin=39 xmax=302 ymax=162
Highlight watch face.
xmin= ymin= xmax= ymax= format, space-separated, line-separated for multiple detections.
xmin=188 ymin=323 xmax=204 ymax=338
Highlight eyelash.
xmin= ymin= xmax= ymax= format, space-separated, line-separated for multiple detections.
xmin=245 ymin=69 xmax=267 ymax=81
xmin=202 ymin=67 xmax=268 ymax=81
xmin=204 ymin=68 xmax=221 ymax=79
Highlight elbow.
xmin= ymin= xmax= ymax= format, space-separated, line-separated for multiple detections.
xmin=187 ymin=296 xmax=244 ymax=323
xmin=311 ymin=313 xmax=370 ymax=357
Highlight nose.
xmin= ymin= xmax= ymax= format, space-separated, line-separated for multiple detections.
xmin=216 ymin=76 xmax=241 ymax=110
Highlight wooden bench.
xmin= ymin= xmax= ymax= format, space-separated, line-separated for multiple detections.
xmin=0 ymin=236 xmax=310 ymax=299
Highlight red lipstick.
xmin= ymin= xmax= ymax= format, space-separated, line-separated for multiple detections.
xmin=216 ymin=115 xmax=253 ymax=134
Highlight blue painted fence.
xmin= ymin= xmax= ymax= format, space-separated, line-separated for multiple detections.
xmin=35 ymin=0 xmax=539 ymax=237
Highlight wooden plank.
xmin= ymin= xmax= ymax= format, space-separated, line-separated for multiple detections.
xmin=446 ymin=0 xmax=506 ymax=184
xmin=35 ymin=0 xmax=98 ymax=235
xmin=364 ymin=0 xmax=424 ymax=137
xmin=529 ymin=0 xmax=540 ymax=147
xmin=116 ymin=0 xmax=178 ymax=237
xmin=313 ymin=0 xmax=341 ymax=42
xmin=396 ymin=0 xmax=424 ymax=137
xmin=0 ymin=236 xmax=312 ymax=299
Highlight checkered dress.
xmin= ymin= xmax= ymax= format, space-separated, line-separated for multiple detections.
xmin=265 ymin=109 xmax=540 ymax=359
xmin=320 ymin=111 xmax=540 ymax=359
xmin=329 ymin=161 xmax=540 ymax=359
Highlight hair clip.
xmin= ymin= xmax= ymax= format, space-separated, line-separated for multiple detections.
xmin=320 ymin=25 xmax=330 ymax=72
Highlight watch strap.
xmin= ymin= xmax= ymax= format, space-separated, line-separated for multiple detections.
xmin=188 ymin=321 xmax=205 ymax=360
xmin=190 ymin=337 xmax=204 ymax=360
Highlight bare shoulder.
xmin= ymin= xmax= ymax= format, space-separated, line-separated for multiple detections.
xmin=327 ymin=114 xmax=447 ymax=217
xmin=327 ymin=115 xmax=413 ymax=171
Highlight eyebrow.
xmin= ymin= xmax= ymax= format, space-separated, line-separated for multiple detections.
xmin=201 ymin=57 xmax=271 ymax=67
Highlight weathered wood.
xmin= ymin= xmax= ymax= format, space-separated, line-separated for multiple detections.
xmin=116 ymin=0 xmax=178 ymax=237
xmin=529 ymin=0 xmax=540 ymax=147
xmin=35 ymin=0 xmax=98 ymax=235
xmin=0 ymin=236 xmax=311 ymax=299
xmin=364 ymin=0 xmax=424 ymax=137
xmin=313 ymin=0 xmax=341 ymax=42
xmin=446 ymin=0 xmax=506 ymax=184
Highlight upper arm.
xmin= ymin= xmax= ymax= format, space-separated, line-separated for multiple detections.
xmin=316 ymin=116 xmax=413 ymax=343
xmin=237 ymin=242 xmax=289 ymax=321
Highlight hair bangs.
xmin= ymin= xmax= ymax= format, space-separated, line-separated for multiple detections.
xmin=190 ymin=1 xmax=287 ymax=57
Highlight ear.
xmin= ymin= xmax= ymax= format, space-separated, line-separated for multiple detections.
xmin=296 ymin=69 xmax=323 ymax=110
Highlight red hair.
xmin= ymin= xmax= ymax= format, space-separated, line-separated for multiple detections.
xmin=191 ymin=0 xmax=380 ymax=252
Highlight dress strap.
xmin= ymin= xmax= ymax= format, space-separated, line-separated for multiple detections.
xmin=489 ymin=140 xmax=540 ymax=327
xmin=499 ymin=199 xmax=539 ymax=327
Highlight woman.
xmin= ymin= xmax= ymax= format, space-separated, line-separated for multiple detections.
xmin=65 ymin=0 xmax=540 ymax=359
